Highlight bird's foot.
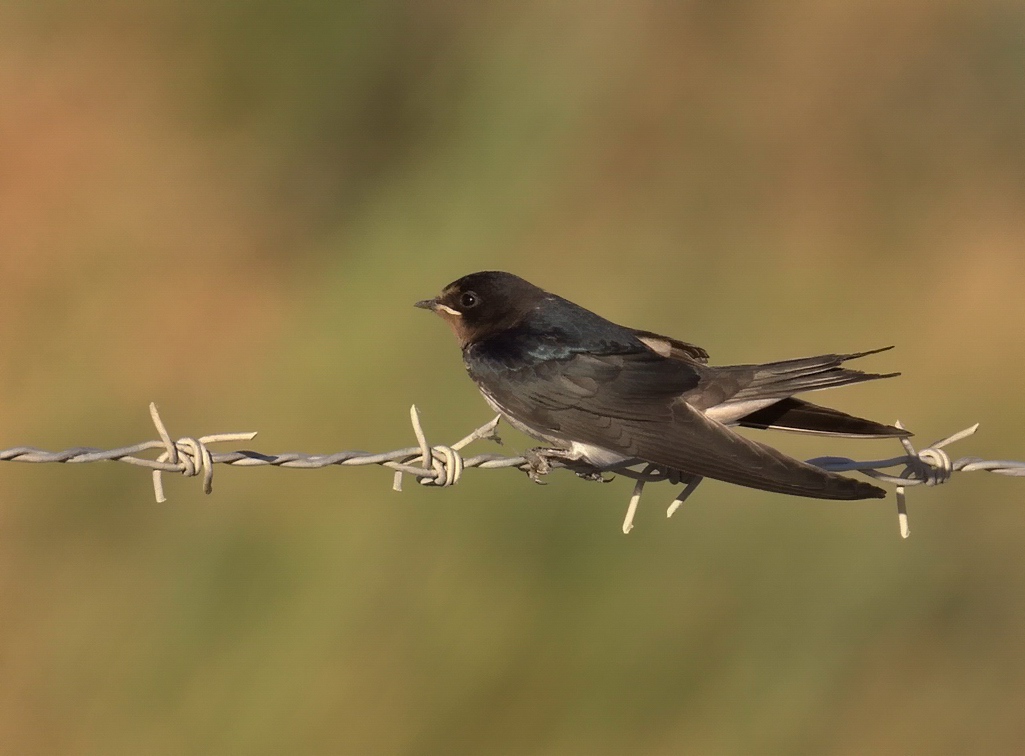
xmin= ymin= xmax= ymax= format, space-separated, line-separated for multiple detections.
xmin=524 ymin=448 xmax=553 ymax=483
xmin=523 ymin=447 xmax=572 ymax=484
xmin=573 ymin=469 xmax=614 ymax=483
xmin=523 ymin=448 xmax=612 ymax=484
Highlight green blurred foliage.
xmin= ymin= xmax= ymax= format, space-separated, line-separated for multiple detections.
xmin=2 ymin=2 xmax=1025 ymax=754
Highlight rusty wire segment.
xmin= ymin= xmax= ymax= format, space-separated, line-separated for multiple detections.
xmin=1 ymin=403 xmax=1023 ymax=538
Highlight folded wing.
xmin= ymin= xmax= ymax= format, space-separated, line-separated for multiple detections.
xmin=469 ymin=346 xmax=885 ymax=500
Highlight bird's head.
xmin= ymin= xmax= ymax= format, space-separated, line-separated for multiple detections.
xmin=415 ymin=271 xmax=546 ymax=347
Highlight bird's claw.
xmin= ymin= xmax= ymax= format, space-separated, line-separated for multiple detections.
xmin=524 ymin=447 xmax=563 ymax=484
xmin=524 ymin=448 xmax=611 ymax=484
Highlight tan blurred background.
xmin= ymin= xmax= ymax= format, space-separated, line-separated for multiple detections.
xmin=2 ymin=2 xmax=1025 ymax=754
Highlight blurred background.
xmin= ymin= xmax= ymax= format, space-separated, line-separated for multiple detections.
xmin=2 ymin=2 xmax=1024 ymax=753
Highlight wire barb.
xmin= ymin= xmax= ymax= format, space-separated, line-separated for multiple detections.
xmin=806 ymin=421 xmax=1025 ymax=538
xmin=1 ymin=407 xmax=1022 ymax=536
xmin=148 ymin=403 xmax=258 ymax=502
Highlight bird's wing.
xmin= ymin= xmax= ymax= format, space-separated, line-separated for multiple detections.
xmin=630 ymin=329 xmax=710 ymax=363
xmin=631 ymin=335 xmax=907 ymax=438
xmin=471 ymin=347 xmax=885 ymax=500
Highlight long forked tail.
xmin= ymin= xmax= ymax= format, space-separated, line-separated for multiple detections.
xmin=732 ymin=346 xmax=900 ymax=401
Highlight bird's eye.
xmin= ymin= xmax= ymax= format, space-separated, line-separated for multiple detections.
xmin=460 ymin=291 xmax=480 ymax=309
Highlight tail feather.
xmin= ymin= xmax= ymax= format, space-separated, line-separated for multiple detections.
xmin=737 ymin=397 xmax=910 ymax=438
xmin=733 ymin=347 xmax=899 ymax=400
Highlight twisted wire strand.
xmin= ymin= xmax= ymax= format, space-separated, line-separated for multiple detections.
xmin=1 ymin=404 xmax=1022 ymax=538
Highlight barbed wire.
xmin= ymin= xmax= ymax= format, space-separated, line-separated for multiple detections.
xmin=1 ymin=403 xmax=1022 ymax=538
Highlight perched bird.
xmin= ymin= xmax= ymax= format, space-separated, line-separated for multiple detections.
xmin=416 ymin=271 xmax=907 ymax=500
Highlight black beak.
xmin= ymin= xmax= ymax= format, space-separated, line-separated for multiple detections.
xmin=414 ymin=297 xmax=438 ymax=311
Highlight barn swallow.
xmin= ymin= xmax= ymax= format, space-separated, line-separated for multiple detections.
xmin=416 ymin=271 xmax=907 ymax=500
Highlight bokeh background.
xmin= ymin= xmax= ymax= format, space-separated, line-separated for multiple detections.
xmin=2 ymin=2 xmax=1025 ymax=754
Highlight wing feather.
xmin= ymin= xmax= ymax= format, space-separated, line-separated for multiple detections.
xmin=468 ymin=346 xmax=884 ymax=500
